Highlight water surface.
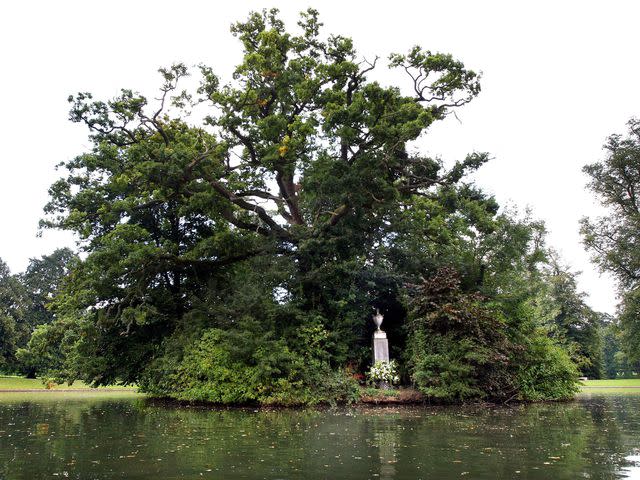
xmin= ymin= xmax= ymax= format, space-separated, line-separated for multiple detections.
xmin=0 ymin=392 xmax=639 ymax=479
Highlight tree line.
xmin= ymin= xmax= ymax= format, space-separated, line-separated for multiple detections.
xmin=582 ymin=118 xmax=640 ymax=378
xmin=1 ymin=9 xmax=637 ymax=404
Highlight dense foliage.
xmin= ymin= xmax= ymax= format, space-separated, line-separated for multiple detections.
xmin=534 ymin=256 xmax=604 ymax=379
xmin=407 ymin=268 xmax=518 ymax=401
xmin=582 ymin=119 xmax=640 ymax=371
xmin=406 ymin=265 xmax=580 ymax=402
xmin=3 ymin=9 xmax=600 ymax=403
xmin=0 ymin=249 xmax=76 ymax=376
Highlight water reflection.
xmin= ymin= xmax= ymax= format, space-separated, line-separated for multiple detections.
xmin=0 ymin=393 xmax=638 ymax=479
xmin=369 ymin=419 xmax=400 ymax=479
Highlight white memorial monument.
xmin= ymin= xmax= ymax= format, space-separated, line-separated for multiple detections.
xmin=372 ymin=309 xmax=389 ymax=364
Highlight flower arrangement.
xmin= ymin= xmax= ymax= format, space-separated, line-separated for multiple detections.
xmin=366 ymin=360 xmax=400 ymax=386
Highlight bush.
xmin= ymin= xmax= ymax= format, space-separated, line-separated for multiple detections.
xmin=140 ymin=322 xmax=359 ymax=406
xmin=406 ymin=268 xmax=516 ymax=402
xmin=406 ymin=267 xmax=580 ymax=402
xmin=516 ymin=332 xmax=580 ymax=401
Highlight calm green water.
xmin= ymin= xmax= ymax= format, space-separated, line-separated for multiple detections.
xmin=0 ymin=392 xmax=639 ymax=479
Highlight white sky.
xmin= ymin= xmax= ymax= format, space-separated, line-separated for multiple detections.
xmin=2 ymin=0 xmax=639 ymax=314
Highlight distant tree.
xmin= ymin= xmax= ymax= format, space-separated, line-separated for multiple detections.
xmin=581 ymin=118 xmax=640 ymax=364
xmin=602 ymin=317 xmax=637 ymax=378
xmin=14 ymin=249 xmax=78 ymax=377
xmin=542 ymin=256 xmax=604 ymax=378
xmin=617 ymin=289 xmax=640 ymax=369
xmin=0 ymin=259 xmax=29 ymax=372
xmin=20 ymin=248 xmax=77 ymax=329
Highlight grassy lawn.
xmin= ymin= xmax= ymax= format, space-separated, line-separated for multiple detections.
xmin=0 ymin=375 xmax=137 ymax=391
xmin=580 ymin=378 xmax=640 ymax=394
xmin=581 ymin=379 xmax=640 ymax=387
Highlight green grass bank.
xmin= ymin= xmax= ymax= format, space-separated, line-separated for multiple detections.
xmin=0 ymin=375 xmax=137 ymax=392
xmin=580 ymin=378 xmax=640 ymax=393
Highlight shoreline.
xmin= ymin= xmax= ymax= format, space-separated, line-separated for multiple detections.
xmin=0 ymin=385 xmax=637 ymax=403
xmin=0 ymin=388 xmax=137 ymax=393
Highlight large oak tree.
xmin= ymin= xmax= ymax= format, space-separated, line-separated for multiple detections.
xmin=42 ymin=9 xmax=484 ymax=380
xmin=37 ymin=10 xmax=579 ymax=402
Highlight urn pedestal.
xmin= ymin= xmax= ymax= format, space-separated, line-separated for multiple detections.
xmin=372 ymin=329 xmax=389 ymax=364
xmin=372 ymin=310 xmax=391 ymax=389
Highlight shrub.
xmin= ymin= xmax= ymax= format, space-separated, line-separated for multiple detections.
xmin=140 ymin=322 xmax=359 ymax=406
xmin=516 ymin=332 xmax=580 ymax=401
xmin=406 ymin=267 xmax=580 ymax=402
xmin=406 ymin=268 xmax=516 ymax=402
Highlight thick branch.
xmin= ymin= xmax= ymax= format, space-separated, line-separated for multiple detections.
xmin=220 ymin=207 xmax=271 ymax=236
xmin=236 ymin=189 xmax=282 ymax=202
xmin=205 ymin=176 xmax=290 ymax=238
xmin=308 ymin=201 xmax=352 ymax=238
xmin=275 ymin=171 xmax=304 ymax=225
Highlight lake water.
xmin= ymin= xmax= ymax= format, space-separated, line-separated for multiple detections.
xmin=0 ymin=392 xmax=639 ymax=479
